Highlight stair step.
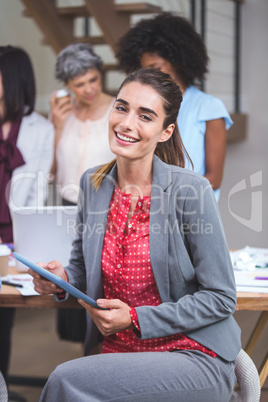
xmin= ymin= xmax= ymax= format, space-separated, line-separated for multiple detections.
xmin=41 ymin=37 xmax=51 ymax=46
xmin=42 ymin=36 xmax=106 ymax=46
xmin=115 ymin=2 xmax=162 ymax=14
xmin=73 ymin=36 xmax=106 ymax=45
xmin=57 ymin=6 xmax=90 ymax=18
xmin=103 ymin=88 xmax=118 ymax=97
xmin=56 ymin=3 xmax=162 ymax=17
xmin=23 ymin=6 xmax=90 ymax=18
xmin=22 ymin=8 xmax=32 ymax=17
xmin=103 ymin=64 xmax=119 ymax=72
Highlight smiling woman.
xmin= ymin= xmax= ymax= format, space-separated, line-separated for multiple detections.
xmin=91 ymin=69 xmax=186 ymax=191
xmin=109 ymin=82 xmax=174 ymax=162
xmin=29 ymin=68 xmax=241 ymax=402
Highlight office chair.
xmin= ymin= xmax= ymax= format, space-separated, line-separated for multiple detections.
xmin=230 ymin=349 xmax=261 ymax=402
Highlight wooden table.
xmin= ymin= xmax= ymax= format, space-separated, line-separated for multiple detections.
xmin=0 ymin=283 xmax=81 ymax=308
xmin=1 ymin=274 xmax=267 ymax=388
xmin=0 ymin=265 xmax=81 ymax=308
xmin=1 ymin=283 xmax=268 ymax=310
xmin=0 ymin=268 xmax=82 ymax=388
xmin=236 ymin=293 xmax=268 ymax=389
xmin=236 ymin=292 xmax=268 ymax=311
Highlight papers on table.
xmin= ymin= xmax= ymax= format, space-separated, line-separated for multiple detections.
xmin=230 ymin=246 xmax=268 ymax=293
xmin=3 ymin=252 xmax=40 ymax=295
xmin=1 ymin=274 xmax=40 ymax=296
xmin=3 ymin=246 xmax=268 ymax=295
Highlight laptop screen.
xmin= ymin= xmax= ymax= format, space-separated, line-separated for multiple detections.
xmin=12 ymin=206 xmax=78 ymax=272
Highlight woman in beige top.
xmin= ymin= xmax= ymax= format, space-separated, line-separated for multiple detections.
xmin=50 ymin=43 xmax=115 ymax=344
xmin=50 ymin=43 xmax=115 ymax=205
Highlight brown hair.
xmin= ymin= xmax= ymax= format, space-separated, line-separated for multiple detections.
xmin=0 ymin=46 xmax=36 ymax=122
xmin=92 ymin=68 xmax=191 ymax=189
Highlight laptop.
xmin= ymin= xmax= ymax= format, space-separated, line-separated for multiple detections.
xmin=12 ymin=206 xmax=78 ymax=272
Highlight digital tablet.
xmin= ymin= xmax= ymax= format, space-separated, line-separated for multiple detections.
xmin=13 ymin=252 xmax=104 ymax=309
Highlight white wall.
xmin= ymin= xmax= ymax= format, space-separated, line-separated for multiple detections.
xmin=219 ymin=0 xmax=268 ymax=250
xmin=0 ymin=0 xmax=59 ymax=113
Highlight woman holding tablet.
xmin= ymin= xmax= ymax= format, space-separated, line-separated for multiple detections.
xmin=30 ymin=69 xmax=241 ymax=402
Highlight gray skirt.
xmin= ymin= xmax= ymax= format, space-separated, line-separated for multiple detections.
xmin=40 ymin=349 xmax=236 ymax=402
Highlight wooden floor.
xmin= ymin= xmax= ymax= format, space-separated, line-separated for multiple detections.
xmin=7 ymin=309 xmax=268 ymax=402
xmin=8 ymin=308 xmax=83 ymax=401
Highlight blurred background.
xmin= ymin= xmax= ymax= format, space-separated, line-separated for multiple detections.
xmin=0 ymin=0 xmax=267 ymax=400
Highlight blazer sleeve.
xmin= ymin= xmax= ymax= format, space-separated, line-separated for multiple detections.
xmin=135 ymin=177 xmax=237 ymax=340
xmin=62 ymin=172 xmax=88 ymax=291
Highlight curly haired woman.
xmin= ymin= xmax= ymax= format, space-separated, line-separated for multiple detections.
xmin=117 ymin=12 xmax=233 ymax=201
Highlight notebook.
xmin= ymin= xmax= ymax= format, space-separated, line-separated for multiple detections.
xmin=12 ymin=206 xmax=78 ymax=272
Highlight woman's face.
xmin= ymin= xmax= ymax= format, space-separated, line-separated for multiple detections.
xmin=109 ymin=81 xmax=174 ymax=163
xmin=140 ymin=53 xmax=178 ymax=83
xmin=66 ymin=68 xmax=102 ymax=106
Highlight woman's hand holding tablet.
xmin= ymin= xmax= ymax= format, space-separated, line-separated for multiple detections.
xmin=13 ymin=252 xmax=104 ymax=309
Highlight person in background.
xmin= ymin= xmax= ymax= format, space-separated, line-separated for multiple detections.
xmin=0 ymin=45 xmax=54 ymax=398
xmin=116 ymin=12 xmax=233 ymax=201
xmin=50 ymin=43 xmax=115 ymax=206
xmin=50 ymin=43 xmax=115 ymax=346
xmin=30 ymin=69 xmax=241 ymax=402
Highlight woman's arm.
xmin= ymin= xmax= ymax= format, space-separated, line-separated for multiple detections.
xmin=79 ymin=298 xmax=135 ymax=336
xmin=135 ymin=177 xmax=236 ymax=340
xmin=204 ymin=118 xmax=227 ymax=190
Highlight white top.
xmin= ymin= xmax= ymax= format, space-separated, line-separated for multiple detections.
xmin=56 ymin=100 xmax=115 ymax=204
xmin=10 ymin=112 xmax=54 ymax=209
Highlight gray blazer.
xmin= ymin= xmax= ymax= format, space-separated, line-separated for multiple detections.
xmin=65 ymin=155 xmax=241 ymax=361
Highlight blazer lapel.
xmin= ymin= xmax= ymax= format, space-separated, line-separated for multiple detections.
xmin=149 ymin=156 xmax=173 ymax=302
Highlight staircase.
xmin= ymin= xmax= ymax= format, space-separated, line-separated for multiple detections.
xmin=20 ymin=0 xmax=162 ymax=83
xmin=19 ymin=0 xmax=246 ymax=143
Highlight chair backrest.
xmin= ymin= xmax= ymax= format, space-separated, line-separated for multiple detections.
xmin=230 ymin=349 xmax=261 ymax=402
xmin=0 ymin=371 xmax=8 ymax=402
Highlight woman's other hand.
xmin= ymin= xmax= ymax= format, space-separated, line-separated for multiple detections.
xmin=50 ymin=91 xmax=73 ymax=132
xmin=204 ymin=118 xmax=227 ymax=190
xmin=28 ymin=260 xmax=67 ymax=295
xmin=49 ymin=91 xmax=73 ymax=175
xmin=79 ymin=298 xmax=135 ymax=336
